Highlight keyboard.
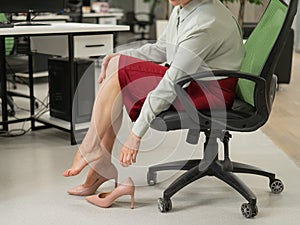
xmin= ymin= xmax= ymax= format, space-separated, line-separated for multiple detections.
xmin=0 ymin=22 xmax=14 ymax=28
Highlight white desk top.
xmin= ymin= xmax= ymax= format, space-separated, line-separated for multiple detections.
xmin=82 ymin=12 xmax=124 ymax=19
xmin=0 ymin=22 xmax=129 ymax=36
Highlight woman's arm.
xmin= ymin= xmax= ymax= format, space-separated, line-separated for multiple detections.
xmin=98 ymin=29 xmax=168 ymax=85
xmin=119 ymin=33 xmax=212 ymax=167
xmin=119 ymin=28 xmax=168 ymax=63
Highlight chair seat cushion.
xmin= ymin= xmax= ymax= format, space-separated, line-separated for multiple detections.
xmin=150 ymin=98 xmax=255 ymax=131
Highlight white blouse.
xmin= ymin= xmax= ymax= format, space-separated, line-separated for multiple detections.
xmin=120 ymin=0 xmax=245 ymax=137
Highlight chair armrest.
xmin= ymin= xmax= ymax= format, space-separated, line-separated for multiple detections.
xmin=174 ymin=70 xmax=268 ymax=125
xmin=176 ymin=70 xmax=265 ymax=87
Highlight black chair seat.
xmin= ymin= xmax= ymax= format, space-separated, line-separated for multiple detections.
xmin=151 ymin=98 xmax=255 ymax=132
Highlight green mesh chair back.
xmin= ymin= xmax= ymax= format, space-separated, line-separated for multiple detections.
xmin=0 ymin=13 xmax=14 ymax=55
xmin=236 ymin=0 xmax=288 ymax=106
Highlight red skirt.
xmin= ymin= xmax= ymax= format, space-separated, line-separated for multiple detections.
xmin=118 ymin=55 xmax=237 ymax=121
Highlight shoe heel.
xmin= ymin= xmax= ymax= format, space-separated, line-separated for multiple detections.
xmin=130 ymin=194 xmax=135 ymax=209
xmin=114 ymin=177 xmax=118 ymax=188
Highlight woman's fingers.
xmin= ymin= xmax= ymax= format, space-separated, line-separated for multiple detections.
xmin=98 ymin=71 xmax=105 ymax=84
xmin=120 ymin=132 xmax=141 ymax=167
xmin=132 ymin=151 xmax=137 ymax=163
xmin=98 ymin=53 xmax=120 ymax=84
xmin=126 ymin=152 xmax=132 ymax=163
xmin=119 ymin=151 xmax=129 ymax=167
xmin=98 ymin=58 xmax=108 ymax=84
xmin=120 ymin=146 xmax=138 ymax=167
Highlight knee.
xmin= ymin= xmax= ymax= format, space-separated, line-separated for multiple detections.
xmin=106 ymin=54 xmax=120 ymax=77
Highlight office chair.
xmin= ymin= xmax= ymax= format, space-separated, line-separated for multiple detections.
xmin=126 ymin=0 xmax=158 ymax=40
xmin=146 ymin=0 xmax=298 ymax=218
xmin=65 ymin=0 xmax=83 ymax=22
xmin=0 ymin=13 xmax=31 ymax=117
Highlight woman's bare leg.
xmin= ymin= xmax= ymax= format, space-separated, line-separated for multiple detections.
xmin=82 ymin=111 xmax=123 ymax=187
xmin=82 ymin=129 xmax=117 ymax=186
xmin=63 ymin=55 xmax=122 ymax=177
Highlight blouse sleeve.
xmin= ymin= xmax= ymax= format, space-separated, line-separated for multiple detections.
xmin=131 ymin=31 xmax=212 ymax=137
xmin=119 ymin=28 xmax=167 ymax=63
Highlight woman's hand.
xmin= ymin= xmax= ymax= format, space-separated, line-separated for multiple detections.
xmin=120 ymin=132 xmax=141 ymax=167
xmin=98 ymin=53 xmax=120 ymax=84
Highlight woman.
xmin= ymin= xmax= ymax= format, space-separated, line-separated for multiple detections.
xmin=63 ymin=0 xmax=245 ymax=206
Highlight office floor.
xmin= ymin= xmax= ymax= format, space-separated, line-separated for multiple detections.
xmin=261 ymin=52 xmax=300 ymax=167
xmin=0 ymin=46 xmax=300 ymax=224
xmin=0 ymin=126 xmax=300 ymax=225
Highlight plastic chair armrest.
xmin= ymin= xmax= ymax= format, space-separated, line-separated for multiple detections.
xmin=174 ymin=70 xmax=268 ymax=124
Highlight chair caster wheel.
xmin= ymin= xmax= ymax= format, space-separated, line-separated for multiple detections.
xmin=241 ymin=203 xmax=258 ymax=218
xmin=269 ymin=179 xmax=284 ymax=194
xmin=147 ymin=171 xmax=157 ymax=186
xmin=8 ymin=109 xmax=15 ymax=117
xmin=158 ymin=197 xmax=172 ymax=213
xmin=35 ymin=101 xmax=39 ymax=109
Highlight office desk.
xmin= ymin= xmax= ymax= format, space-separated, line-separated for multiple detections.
xmin=0 ymin=22 xmax=129 ymax=144
xmin=12 ymin=12 xmax=123 ymax=24
xmin=12 ymin=14 xmax=70 ymax=23
xmin=82 ymin=12 xmax=124 ymax=25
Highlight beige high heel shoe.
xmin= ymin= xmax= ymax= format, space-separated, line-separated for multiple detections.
xmin=67 ymin=165 xmax=118 ymax=196
xmin=86 ymin=177 xmax=135 ymax=209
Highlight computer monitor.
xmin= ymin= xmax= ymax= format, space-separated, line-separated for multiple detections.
xmin=82 ymin=0 xmax=91 ymax=7
xmin=0 ymin=0 xmax=66 ymax=25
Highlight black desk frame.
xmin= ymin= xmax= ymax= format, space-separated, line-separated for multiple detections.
xmin=0 ymin=30 xmax=119 ymax=145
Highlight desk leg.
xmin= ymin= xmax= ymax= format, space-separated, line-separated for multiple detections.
xmin=28 ymin=37 xmax=35 ymax=129
xmin=68 ymin=34 xmax=76 ymax=145
xmin=0 ymin=37 xmax=8 ymax=131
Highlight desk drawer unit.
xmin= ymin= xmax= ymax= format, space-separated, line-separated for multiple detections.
xmin=30 ymin=34 xmax=113 ymax=58
xmin=74 ymin=34 xmax=113 ymax=57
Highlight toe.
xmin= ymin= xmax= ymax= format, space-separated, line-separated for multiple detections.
xmin=62 ymin=169 xmax=73 ymax=177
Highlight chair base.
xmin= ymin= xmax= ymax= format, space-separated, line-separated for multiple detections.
xmin=147 ymin=131 xmax=284 ymax=217
xmin=5 ymin=90 xmax=38 ymax=117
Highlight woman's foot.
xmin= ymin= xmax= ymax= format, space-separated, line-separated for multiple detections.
xmin=67 ymin=165 xmax=118 ymax=196
xmin=62 ymin=147 xmax=103 ymax=177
